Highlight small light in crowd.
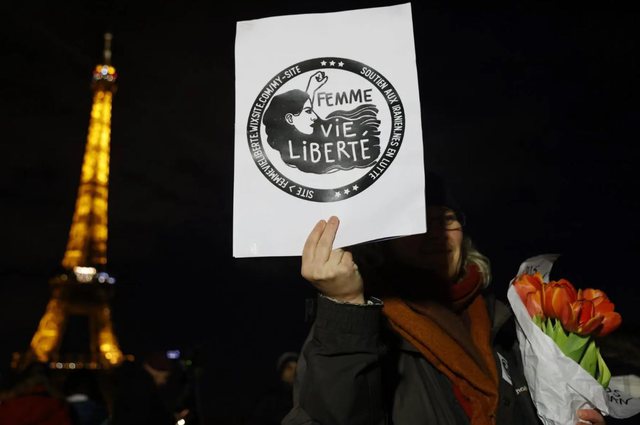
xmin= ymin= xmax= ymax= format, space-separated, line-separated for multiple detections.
xmin=176 ymin=419 xmax=186 ymax=425
xmin=167 ymin=350 xmax=181 ymax=359
xmin=69 ymin=363 xmax=76 ymax=369
xmin=56 ymin=362 xmax=63 ymax=369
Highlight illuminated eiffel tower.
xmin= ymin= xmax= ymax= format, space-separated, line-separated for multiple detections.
xmin=15 ymin=33 xmax=126 ymax=370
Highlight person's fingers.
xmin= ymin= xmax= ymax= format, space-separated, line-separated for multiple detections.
xmin=316 ymin=216 xmax=339 ymax=262
xmin=340 ymin=250 xmax=358 ymax=269
xmin=328 ymin=248 xmax=345 ymax=266
xmin=302 ymin=219 xmax=326 ymax=262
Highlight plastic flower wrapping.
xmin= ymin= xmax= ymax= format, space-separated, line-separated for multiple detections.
xmin=507 ymin=254 xmax=640 ymax=425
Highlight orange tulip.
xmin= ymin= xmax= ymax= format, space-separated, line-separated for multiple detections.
xmin=514 ymin=273 xmax=543 ymax=297
xmin=513 ymin=273 xmax=544 ymax=318
xmin=542 ymin=279 xmax=577 ymax=324
xmin=564 ymin=299 xmax=604 ymax=336
xmin=524 ymin=291 xmax=544 ymax=318
xmin=596 ymin=310 xmax=622 ymax=337
xmin=580 ymin=288 xmax=612 ymax=310
xmin=580 ymin=288 xmax=607 ymax=302
xmin=578 ymin=288 xmax=622 ymax=337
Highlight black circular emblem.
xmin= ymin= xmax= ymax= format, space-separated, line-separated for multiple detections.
xmin=246 ymin=57 xmax=405 ymax=202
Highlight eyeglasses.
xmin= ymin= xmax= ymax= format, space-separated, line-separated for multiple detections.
xmin=427 ymin=211 xmax=465 ymax=230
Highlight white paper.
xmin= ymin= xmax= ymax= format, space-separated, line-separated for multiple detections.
xmin=233 ymin=3 xmax=425 ymax=257
xmin=509 ymin=254 xmax=640 ymax=424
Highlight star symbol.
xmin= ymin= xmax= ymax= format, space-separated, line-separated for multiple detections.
xmin=338 ymin=61 xmax=344 ymax=67
xmin=320 ymin=60 xmax=327 ymax=66
xmin=329 ymin=60 xmax=336 ymax=66
xmin=343 ymin=188 xmax=350 ymax=195
xmin=352 ymin=185 xmax=359 ymax=191
xmin=334 ymin=191 xmax=341 ymax=198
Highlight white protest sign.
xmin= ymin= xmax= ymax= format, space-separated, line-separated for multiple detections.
xmin=233 ymin=3 xmax=425 ymax=257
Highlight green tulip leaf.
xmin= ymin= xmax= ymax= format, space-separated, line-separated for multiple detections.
xmin=596 ymin=347 xmax=611 ymax=388
xmin=533 ymin=315 xmax=544 ymax=329
xmin=561 ymin=332 xmax=591 ymax=362
xmin=579 ymin=339 xmax=598 ymax=377
xmin=553 ymin=320 xmax=569 ymax=344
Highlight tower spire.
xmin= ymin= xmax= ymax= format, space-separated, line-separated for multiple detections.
xmin=103 ymin=32 xmax=112 ymax=65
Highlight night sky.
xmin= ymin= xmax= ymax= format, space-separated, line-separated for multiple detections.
xmin=2 ymin=1 xmax=639 ymax=423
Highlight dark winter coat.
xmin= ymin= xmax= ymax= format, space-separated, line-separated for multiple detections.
xmin=282 ymin=293 xmax=542 ymax=425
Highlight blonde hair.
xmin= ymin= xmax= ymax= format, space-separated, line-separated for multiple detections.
xmin=462 ymin=236 xmax=491 ymax=287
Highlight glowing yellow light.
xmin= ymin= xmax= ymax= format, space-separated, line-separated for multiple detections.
xmin=97 ymin=308 xmax=124 ymax=366
xmin=62 ymin=88 xmax=113 ymax=269
xmin=30 ymin=299 xmax=64 ymax=361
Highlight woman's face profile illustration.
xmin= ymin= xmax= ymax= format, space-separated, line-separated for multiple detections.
xmin=285 ymin=98 xmax=317 ymax=135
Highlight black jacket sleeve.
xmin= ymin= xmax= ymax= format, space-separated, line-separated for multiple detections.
xmin=282 ymin=295 xmax=387 ymax=425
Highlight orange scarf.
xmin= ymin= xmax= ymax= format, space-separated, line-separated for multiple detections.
xmin=382 ymin=268 xmax=499 ymax=425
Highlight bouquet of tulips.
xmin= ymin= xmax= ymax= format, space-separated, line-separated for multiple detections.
xmin=507 ymin=254 xmax=640 ymax=425
xmin=513 ymin=271 xmax=620 ymax=387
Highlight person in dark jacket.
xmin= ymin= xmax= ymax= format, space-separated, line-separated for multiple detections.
xmin=283 ymin=172 xmax=607 ymax=425
xmin=248 ymin=352 xmax=299 ymax=425
xmin=109 ymin=351 xmax=188 ymax=425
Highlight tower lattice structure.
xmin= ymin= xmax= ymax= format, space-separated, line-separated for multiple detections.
xmin=16 ymin=33 xmax=126 ymax=370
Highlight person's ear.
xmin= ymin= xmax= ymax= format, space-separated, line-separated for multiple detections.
xmin=285 ymin=113 xmax=294 ymax=125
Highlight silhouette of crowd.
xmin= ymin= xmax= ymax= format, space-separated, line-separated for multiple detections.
xmin=0 ymin=349 xmax=202 ymax=425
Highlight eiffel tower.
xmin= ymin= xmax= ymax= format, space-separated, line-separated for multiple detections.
xmin=15 ymin=33 xmax=126 ymax=371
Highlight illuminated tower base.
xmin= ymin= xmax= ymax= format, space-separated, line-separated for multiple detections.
xmin=15 ymin=269 xmax=124 ymax=370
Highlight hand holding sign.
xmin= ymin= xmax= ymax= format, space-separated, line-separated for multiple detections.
xmin=301 ymin=216 xmax=364 ymax=304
